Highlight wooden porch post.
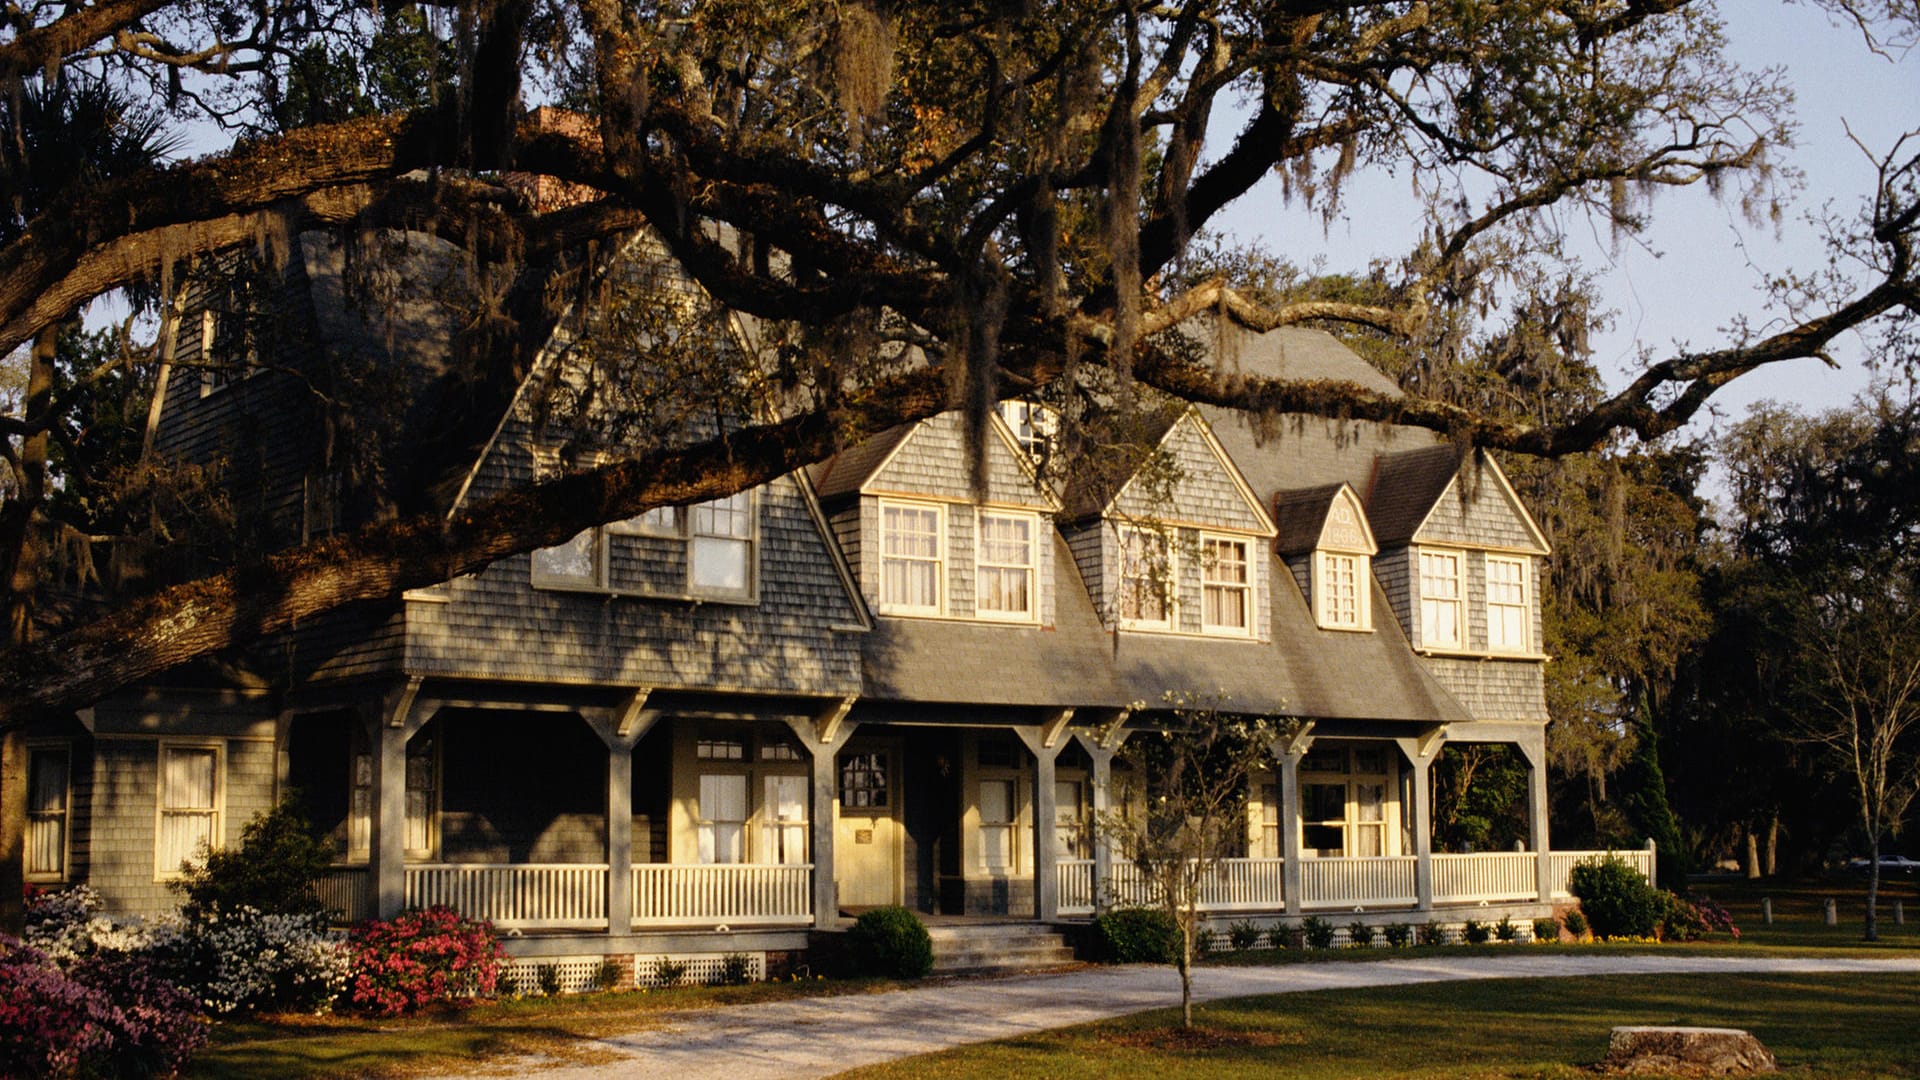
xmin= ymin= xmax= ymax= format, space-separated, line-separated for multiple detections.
xmin=1088 ymin=747 xmax=1114 ymax=912
xmin=1516 ymin=731 xmax=1552 ymax=902
xmin=371 ymin=679 xmax=424 ymax=920
xmin=1015 ymin=713 xmax=1071 ymax=922
xmin=1272 ymin=724 xmax=1313 ymax=917
xmin=1393 ymin=728 xmax=1443 ymax=913
xmin=586 ymin=691 xmax=657 ymax=939
xmin=786 ymin=700 xmax=858 ymax=931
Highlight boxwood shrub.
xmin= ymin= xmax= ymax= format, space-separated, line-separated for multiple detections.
xmin=847 ymin=906 xmax=934 ymax=978
xmin=1089 ymin=908 xmax=1178 ymax=964
xmin=1568 ymin=855 xmax=1664 ymax=939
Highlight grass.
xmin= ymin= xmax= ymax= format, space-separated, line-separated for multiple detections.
xmin=190 ymin=976 xmax=906 ymax=1080
xmin=837 ymin=972 xmax=1920 ymax=1080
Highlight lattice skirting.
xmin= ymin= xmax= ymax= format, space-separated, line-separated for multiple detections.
xmin=503 ymin=955 xmax=622 ymax=995
xmin=632 ymin=951 xmax=768 ymax=989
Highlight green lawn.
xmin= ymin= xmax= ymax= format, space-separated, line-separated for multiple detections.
xmin=836 ymin=972 xmax=1920 ymax=1080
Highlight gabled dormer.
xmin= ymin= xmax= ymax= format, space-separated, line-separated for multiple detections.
xmin=1367 ymin=445 xmax=1551 ymax=657
xmin=1273 ymin=483 xmax=1379 ymax=632
xmin=1063 ymin=408 xmax=1277 ymax=638
xmin=809 ymin=411 xmax=1061 ymax=624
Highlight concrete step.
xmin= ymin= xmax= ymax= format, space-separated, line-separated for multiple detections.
xmin=925 ymin=923 xmax=1078 ymax=973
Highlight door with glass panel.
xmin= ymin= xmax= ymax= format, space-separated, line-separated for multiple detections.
xmin=834 ymin=740 xmax=902 ymax=908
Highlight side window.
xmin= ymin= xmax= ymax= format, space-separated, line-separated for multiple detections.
xmin=1418 ymin=550 xmax=1463 ymax=649
xmin=1486 ymin=556 xmax=1529 ymax=652
xmin=156 ymin=743 xmax=222 ymax=878
xmin=26 ymin=745 xmax=70 ymax=881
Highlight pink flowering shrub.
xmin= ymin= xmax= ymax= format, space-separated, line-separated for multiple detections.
xmin=0 ymin=935 xmax=208 ymax=1078
xmin=347 ymin=907 xmax=504 ymax=1016
xmin=1663 ymin=892 xmax=1742 ymax=942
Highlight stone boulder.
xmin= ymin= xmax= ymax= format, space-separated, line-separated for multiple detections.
xmin=1599 ymin=1026 xmax=1777 ymax=1075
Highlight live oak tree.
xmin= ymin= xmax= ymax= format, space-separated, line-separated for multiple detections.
xmin=1 ymin=1 xmax=1918 ymax=925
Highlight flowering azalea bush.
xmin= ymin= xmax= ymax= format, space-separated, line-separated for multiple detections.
xmin=174 ymin=906 xmax=351 ymax=1015
xmin=25 ymin=884 xmax=181 ymax=966
xmin=0 ymin=935 xmax=208 ymax=1079
xmin=1661 ymin=892 xmax=1742 ymax=942
xmin=348 ymin=907 xmax=505 ymax=1016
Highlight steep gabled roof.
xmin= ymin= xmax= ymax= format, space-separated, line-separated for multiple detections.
xmin=1072 ymin=408 xmax=1275 ymax=536
xmin=1364 ymin=444 xmax=1463 ymax=546
xmin=1270 ymin=482 xmax=1377 ymax=558
xmin=1175 ymin=319 xmax=1405 ymax=398
xmin=806 ymin=424 xmax=915 ymax=500
xmin=809 ymin=412 xmax=1060 ymax=510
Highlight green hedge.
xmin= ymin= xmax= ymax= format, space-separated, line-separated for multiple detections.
xmin=1090 ymin=908 xmax=1178 ymax=963
xmin=846 ymin=907 xmax=934 ymax=978
xmin=1568 ymin=855 xmax=1664 ymax=939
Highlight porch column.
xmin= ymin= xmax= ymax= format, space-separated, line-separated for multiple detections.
xmin=369 ymin=679 xmax=425 ymax=919
xmin=1087 ymin=745 xmax=1115 ymax=912
xmin=786 ymin=703 xmax=858 ymax=931
xmin=1279 ymin=747 xmax=1304 ymax=916
xmin=1516 ymin=731 xmax=1552 ymax=902
xmin=585 ymin=692 xmax=657 ymax=939
xmin=1393 ymin=730 xmax=1442 ymax=912
xmin=1016 ymin=718 xmax=1070 ymax=922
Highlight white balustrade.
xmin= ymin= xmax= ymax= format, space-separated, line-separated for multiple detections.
xmin=1197 ymin=858 xmax=1287 ymax=910
xmin=406 ymin=864 xmax=608 ymax=930
xmin=1057 ymin=859 xmax=1095 ymax=915
xmin=1549 ymin=849 xmax=1655 ymax=899
xmin=1432 ymin=852 xmax=1538 ymax=903
xmin=313 ymin=867 xmax=370 ymax=923
xmin=631 ymin=863 xmax=813 ymax=927
xmin=1301 ymin=856 xmax=1417 ymax=908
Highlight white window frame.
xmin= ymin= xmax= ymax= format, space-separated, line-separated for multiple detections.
xmin=403 ymin=731 xmax=438 ymax=860
xmin=697 ymin=773 xmax=750 ymax=865
xmin=1419 ymin=549 xmax=1464 ymax=650
xmin=1486 ymin=555 xmax=1530 ymax=653
xmin=26 ymin=742 xmax=71 ymax=882
xmin=976 ymin=510 xmax=1039 ymax=622
xmin=1199 ymin=533 xmax=1254 ymax=637
xmin=998 ymin=400 xmax=1056 ymax=458
xmin=761 ymin=774 xmax=810 ymax=865
xmin=688 ymin=491 xmax=758 ymax=601
xmin=977 ymin=777 xmax=1019 ymax=872
xmin=1315 ymin=550 xmax=1372 ymax=631
xmin=878 ymin=499 xmax=946 ymax=615
xmin=155 ymin=740 xmax=224 ymax=880
xmin=606 ymin=505 xmax=681 ymax=538
xmin=1116 ymin=525 xmax=1175 ymax=630
xmin=197 ymin=307 xmax=258 ymax=397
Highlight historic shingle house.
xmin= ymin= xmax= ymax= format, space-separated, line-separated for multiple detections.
xmin=22 ymin=229 xmax=1650 ymax=983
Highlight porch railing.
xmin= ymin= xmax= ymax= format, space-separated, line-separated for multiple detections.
xmin=1199 ymin=858 xmax=1288 ymax=911
xmin=405 ymin=864 xmax=609 ymax=930
xmin=1057 ymin=859 xmax=1096 ymax=915
xmin=1301 ymin=855 xmax=1417 ymax=908
xmin=314 ymin=867 xmax=370 ymax=923
xmin=631 ymin=863 xmax=813 ymax=927
xmin=1549 ymin=848 xmax=1656 ymax=898
xmin=1432 ymin=852 xmax=1538 ymax=904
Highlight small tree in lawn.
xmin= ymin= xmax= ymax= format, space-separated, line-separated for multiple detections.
xmin=1101 ymin=693 xmax=1282 ymax=1028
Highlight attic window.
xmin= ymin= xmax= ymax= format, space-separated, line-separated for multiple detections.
xmin=1487 ymin=556 xmax=1529 ymax=652
xmin=1419 ymin=550 xmax=1463 ymax=649
xmin=198 ymin=308 xmax=258 ymax=396
xmin=1316 ymin=551 xmax=1368 ymax=630
xmin=1117 ymin=527 xmax=1173 ymax=629
xmin=999 ymin=401 xmax=1056 ymax=459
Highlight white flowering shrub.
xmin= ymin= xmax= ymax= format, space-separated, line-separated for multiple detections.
xmin=25 ymin=885 xmax=183 ymax=968
xmin=177 ymin=907 xmax=351 ymax=1015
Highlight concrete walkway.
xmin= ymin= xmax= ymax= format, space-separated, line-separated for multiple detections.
xmin=447 ymin=955 xmax=1920 ymax=1080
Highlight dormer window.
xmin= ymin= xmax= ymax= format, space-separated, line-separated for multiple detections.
xmin=1316 ymin=551 xmax=1365 ymax=629
xmin=977 ymin=511 xmax=1037 ymax=620
xmin=690 ymin=492 xmax=755 ymax=598
xmin=1298 ymin=485 xmax=1376 ymax=632
xmin=1419 ymin=549 xmax=1464 ymax=649
xmin=1200 ymin=535 xmax=1252 ymax=635
xmin=880 ymin=500 xmax=944 ymax=614
xmin=1486 ymin=555 xmax=1529 ymax=652
xmin=1117 ymin=526 xmax=1173 ymax=629
xmin=999 ymin=401 xmax=1056 ymax=459
xmin=533 ymin=490 xmax=758 ymax=601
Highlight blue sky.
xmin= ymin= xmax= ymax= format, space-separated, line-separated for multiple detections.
xmin=1210 ymin=3 xmax=1919 ymax=438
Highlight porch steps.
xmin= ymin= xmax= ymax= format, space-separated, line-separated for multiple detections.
xmin=925 ymin=922 xmax=1078 ymax=974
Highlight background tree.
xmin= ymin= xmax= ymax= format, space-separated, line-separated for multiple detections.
xmin=1102 ymin=694 xmax=1279 ymax=1029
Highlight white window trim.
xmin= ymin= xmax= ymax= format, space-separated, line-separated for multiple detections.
xmin=1486 ymin=554 xmax=1530 ymax=653
xmin=530 ymin=528 xmax=609 ymax=590
xmin=607 ymin=505 xmax=682 ymax=538
xmin=1116 ymin=525 xmax=1176 ymax=631
xmin=1198 ymin=532 xmax=1255 ymax=638
xmin=975 ymin=509 xmax=1040 ymax=623
xmin=687 ymin=492 xmax=759 ymax=602
xmin=1419 ymin=548 xmax=1465 ymax=650
xmin=26 ymin=741 xmax=71 ymax=883
xmin=1314 ymin=550 xmax=1373 ymax=632
xmin=154 ymin=740 xmax=224 ymax=881
xmin=878 ymin=498 xmax=947 ymax=616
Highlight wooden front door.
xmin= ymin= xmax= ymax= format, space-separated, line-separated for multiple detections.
xmin=834 ymin=739 xmax=902 ymax=909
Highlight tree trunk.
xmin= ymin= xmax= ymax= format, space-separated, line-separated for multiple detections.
xmin=1744 ymin=827 xmax=1761 ymax=879
xmin=1179 ymin=923 xmax=1193 ymax=1029
xmin=1764 ymin=815 xmax=1778 ymax=877
xmin=0 ymin=324 xmax=53 ymax=937
xmin=1865 ymin=836 xmax=1881 ymax=943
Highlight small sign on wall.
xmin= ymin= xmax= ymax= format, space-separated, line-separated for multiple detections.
xmin=855 ymin=829 xmax=874 ymax=844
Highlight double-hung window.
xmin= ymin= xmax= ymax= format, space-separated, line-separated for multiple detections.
xmin=697 ymin=774 xmax=749 ymax=864
xmin=1486 ymin=555 xmax=1529 ymax=652
xmin=978 ymin=779 xmax=1016 ymax=872
xmin=531 ymin=529 xmax=602 ymax=588
xmin=761 ymin=775 xmax=809 ymax=865
xmin=880 ymin=502 xmax=943 ymax=614
xmin=1419 ymin=550 xmax=1463 ymax=649
xmin=26 ymin=745 xmax=69 ymax=881
xmin=1117 ymin=527 xmax=1172 ymax=628
xmin=690 ymin=492 xmax=755 ymax=598
xmin=977 ymin=512 xmax=1036 ymax=620
xmin=1201 ymin=535 xmax=1251 ymax=634
xmin=157 ymin=743 xmax=221 ymax=877
xmin=1316 ymin=552 xmax=1366 ymax=629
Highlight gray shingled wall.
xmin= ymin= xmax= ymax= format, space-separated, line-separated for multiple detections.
xmin=1412 ymin=470 xmax=1539 ymax=550
xmin=1066 ymin=524 xmax=1105 ymax=616
xmin=866 ymin=413 xmax=1052 ymax=508
xmin=1422 ymin=657 xmax=1550 ymax=723
xmin=407 ymin=465 xmax=862 ymax=692
xmin=948 ymin=505 xmax=976 ymax=619
xmin=1112 ymin=414 xmax=1267 ymax=533
xmin=1374 ymin=548 xmax=1414 ymax=638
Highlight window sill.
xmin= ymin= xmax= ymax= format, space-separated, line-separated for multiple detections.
xmin=1415 ymin=647 xmax=1551 ymax=662
xmin=531 ymin=581 xmax=760 ymax=606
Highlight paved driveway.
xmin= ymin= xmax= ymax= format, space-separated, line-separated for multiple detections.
xmin=438 ymin=954 xmax=1920 ymax=1079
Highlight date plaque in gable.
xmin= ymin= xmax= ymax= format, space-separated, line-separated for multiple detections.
xmin=854 ymin=829 xmax=874 ymax=844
